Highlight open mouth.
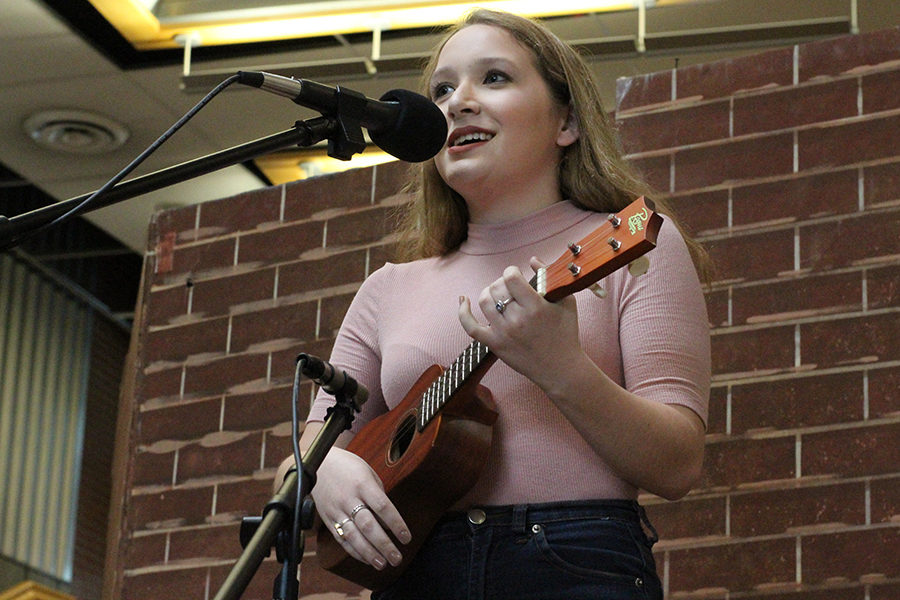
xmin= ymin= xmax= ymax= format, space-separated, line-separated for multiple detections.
xmin=450 ymin=131 xmax=494 ymax=147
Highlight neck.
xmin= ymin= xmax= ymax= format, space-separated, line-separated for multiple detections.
xmin=464 ymin=174 xmax=564 ymax=224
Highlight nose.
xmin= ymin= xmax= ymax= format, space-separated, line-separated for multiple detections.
xmin=446 ymin=80 xmax=479 ymax=119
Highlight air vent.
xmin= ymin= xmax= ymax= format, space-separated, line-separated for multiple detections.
xmin=24 ymin=109 xmax=129 ymax=154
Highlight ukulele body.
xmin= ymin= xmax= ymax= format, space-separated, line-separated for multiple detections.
xmin=315 ymin=363 xmax=498 ymax=591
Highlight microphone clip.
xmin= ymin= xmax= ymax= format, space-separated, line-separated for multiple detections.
xmin=326 ymin=85 xmax=368 ymax=161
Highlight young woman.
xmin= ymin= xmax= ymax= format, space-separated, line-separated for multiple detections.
xmin=278 ymin=9 xmax=711 ymax=599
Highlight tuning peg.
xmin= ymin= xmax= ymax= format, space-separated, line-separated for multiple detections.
xmin=628 ymin=256 xmax=650 ymax=277
xmin=590 ymin=283 xmax=608 ymax=298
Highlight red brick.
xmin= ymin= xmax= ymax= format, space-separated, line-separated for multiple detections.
xmin=711 ymin=326 xmax=795 ymax=377
xmin=140 ymin=398 xmax=223 ymax=443
xmin=676 ymin=47 xmax=793 ymax=102
xmin=615 ymin=70 xmax=672 ymax=113
xmin=872 ymin=582 xmax=900 ymax=600
xmin=325 ymin=205 xmax=396 ymax=248
xmin=868 ymin=264 xmax=900 ymax=310
xmin=801 ymin=527 xmax=900 ymax=584
xmin=732 ymin=169 xmax=859 ymax=226
xmin=730 ymin=482 xmax=867 ymax=537
xmin=228 ymin=300 xmax=318 ymax=354
xmin=863 ymin=69 xmax=900 ymax=114
xmin=138 ymin=366 xmax=183 ymax=402
xmin=183 ymin=353 xmax=270 ymax=397
xmin=617 ymin=100 xmax=730 ymax=153
xmin=152 ymin=204 xmax=198 ymax=246
xmin=871 ymin=477 xmax=900 ymax=525
xmin=803 ymin=422 xmax=900 ymax=479
xmin=705 ymin=288 xmax=729 ymax=328
xmin=165 ymin=238 xmax=237 ymax=279
xmin=707 ymin=228 xmax=795 ymax=284
xmin=271 ymin=338 xmax=336 ymax=386
xmin=864 ymin=160 xmax=900 ymax=206
xmin=731 ymin=272 xmax=862 ymax=325
xmin=198 ymin=186 xmax=282 ymax=235
xmin=190 ymin=267 xmax=277 ymax=318
xmin=731 ymin=372 xmax=863 ymax=434
xmin=122 ymin=566 xmax=208 ymax=600
xmin=759 ymin=588 xmax=865 ymax=600
xmin=700 ymin=436 xmax=796 ymax=489
xmin=798 ymin=114 xmax=900 ymax=171
xmin=222 ymin=386 xmax=299 ymax=432
xmin=706 ymin=385 xmax=727 ymax=435
xmin=625 ymin=153 xmax=671 ymax=192
xmin=644 ymin=496 xmax=726 ymax=540
xmin=263 ymin=429 xmax=294 ymax=470
xmin=801 ymin=313 xmax=900 ymax=369
xmin=734 ymin=79 xmax=858 ymax=136
xmin=318 ymin=293 xmax=356 ymax=339
xmin=129 ymin=487 xmax=214 ymax=530
xmin=132 ymin=448 xmax=175 ymax=487
xmin=277 ymin=249 xmax=368 ymax=296
xmin=216 ymin=478 xmax=278 ymax=517
xmin=283 ymin=167 xmax=374 ymax=222
xmin=666 ymin=189 xmax=729 ymax=235
xmin=373 ymin=160 xmax=413 ymax=201
xmin=869 ymin=366 xmax=900 ymax=419
xmin=675 ymin=133 xmax=794 ymax=191
xmin=176 ymin=432 xmax=264 ymax=483
xmin=799 ymin=27 xmax=900 ymax=83
xmin=668 ymin=537 xmax=795 ymax=593
xmin=144 ymin=316 xmax=229 ymax=363
xmin=800 ymin=211 xmax=900 ymax=271
xmin=124 ymin=532 xmax=167 ymax=569
xmin=146 ymin=285 xmax=190 ymax=327
xmin=168 ymin=523 xmax=243 ymax=561
xmin=237 ymin=220 xmax=324 ymax=265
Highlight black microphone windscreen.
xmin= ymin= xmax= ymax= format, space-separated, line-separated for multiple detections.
xmin=369 ymin=89 xmax=447 ymax=163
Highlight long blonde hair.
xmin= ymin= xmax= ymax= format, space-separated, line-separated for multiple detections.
xmin=395 ymin=9 xmax=710 ymax=278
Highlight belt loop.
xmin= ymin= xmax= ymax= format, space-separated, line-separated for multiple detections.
xmin=512 ymin=504 xmax=528 ymax=534
xmin=635 ymin=502 xmax=659 ymax=545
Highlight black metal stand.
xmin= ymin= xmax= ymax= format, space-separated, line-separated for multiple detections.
xmin=0 ymin=114 xmax=362 ymax=250
xmin=218 ymin=393 xmax=358 ymax=600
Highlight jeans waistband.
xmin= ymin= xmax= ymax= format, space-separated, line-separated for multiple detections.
xmin=439 ymin=499 xmax=658 ymax=542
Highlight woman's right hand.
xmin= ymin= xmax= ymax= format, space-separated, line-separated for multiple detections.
xmin=311 ymin=446 xmax=412 ymax=570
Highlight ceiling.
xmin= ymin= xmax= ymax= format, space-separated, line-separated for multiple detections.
xmin=0 ymin=0 xmax=897 ymax=318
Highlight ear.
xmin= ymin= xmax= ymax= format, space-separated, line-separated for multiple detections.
xmin=556 ymin=104 xmax=580 ymax=148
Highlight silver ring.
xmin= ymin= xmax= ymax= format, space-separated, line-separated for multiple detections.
xmin=350 ymin=503 xmax=369 ymax=520
xmin=334 ymin=516 xmax=352 ymax=537
xmin=495 ymin=298 xmax=511 ymax=314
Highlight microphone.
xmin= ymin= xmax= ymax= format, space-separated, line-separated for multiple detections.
xmin=236 ymin=70 xmax=447 ymax=163
xmin=297 ymin=353 xmax=369 ymax=410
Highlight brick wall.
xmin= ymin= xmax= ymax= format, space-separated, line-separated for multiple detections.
xmin=108 ymin=27 xmax=899 ymax=600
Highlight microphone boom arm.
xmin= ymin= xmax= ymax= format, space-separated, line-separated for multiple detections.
xmin=1 ymin=115 xmax=356 ymax=250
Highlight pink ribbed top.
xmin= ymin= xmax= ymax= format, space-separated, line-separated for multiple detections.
xmin=308 ymin=200 xmax=710 ymax=504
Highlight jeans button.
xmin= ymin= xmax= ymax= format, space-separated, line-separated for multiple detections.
xmin=531 ymin=524 xmax=542 ymax=534
xmin=467 ymin=509 xmax=486 ymax=525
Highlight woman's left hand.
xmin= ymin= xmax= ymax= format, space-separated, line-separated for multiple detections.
xmin=458 ymin=257 xmax=586 ymax=390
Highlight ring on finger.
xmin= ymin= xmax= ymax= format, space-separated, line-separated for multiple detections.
xmin=350 ymin=503 xmax=369 ymax=520
xmin=334 ymin=516 xmax=352 ymax=537
xmin=495 ymin=297 xmax=512 ymax=314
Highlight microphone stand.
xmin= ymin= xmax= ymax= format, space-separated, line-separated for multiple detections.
xmin=219 ymin=391 xmax=359 ymax=600
xmin=0 ymin=112 xmax=367 ymax=250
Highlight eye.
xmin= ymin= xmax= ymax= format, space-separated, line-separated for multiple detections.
xmin=483 ymin=70 xmax=509 ymax=85
xmin=431 ymin=82 xmax=454 ymax=100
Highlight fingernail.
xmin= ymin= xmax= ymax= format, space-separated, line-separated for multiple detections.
xmin=389 ymin=551 xmax=403 ymax=566
xmin=399 ymin=529 xmax=412 ymax=544
xmin=373 ymin=557 xmax=386 ymax=570
xmin=458 ymin=296 xmax=465 ymax=305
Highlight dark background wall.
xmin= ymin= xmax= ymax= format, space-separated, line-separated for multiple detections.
xmin=107 ymin=26 xmax=899 ymax=600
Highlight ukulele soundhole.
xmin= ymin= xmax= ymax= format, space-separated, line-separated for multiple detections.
xmin=388 ymin=414 xmax=417 ymax=464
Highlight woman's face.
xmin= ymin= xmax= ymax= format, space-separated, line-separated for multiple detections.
xmin=429 ymin=24 xmax=577 ymax=207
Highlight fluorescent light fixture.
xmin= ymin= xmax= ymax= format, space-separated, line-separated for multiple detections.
xmin=87 ymin=0 xmax=655 ymax=49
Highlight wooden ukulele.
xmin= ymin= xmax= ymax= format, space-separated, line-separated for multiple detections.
xmin=315 ymin=197 xmax=663 ymax=590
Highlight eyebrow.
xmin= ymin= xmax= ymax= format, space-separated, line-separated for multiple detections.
xmin=430 ymin=56 xmax=518 ymax=82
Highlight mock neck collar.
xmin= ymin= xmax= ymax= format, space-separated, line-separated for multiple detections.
xmin=459 ymin=200 xmax=593 ymax=256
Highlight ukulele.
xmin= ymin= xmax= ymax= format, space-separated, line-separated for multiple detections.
xmin=315 ymin=197 xmax=663 ymax=590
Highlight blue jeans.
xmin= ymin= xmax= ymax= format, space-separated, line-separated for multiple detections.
xmin=372 ymin=500 xmax=662 ymax=600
